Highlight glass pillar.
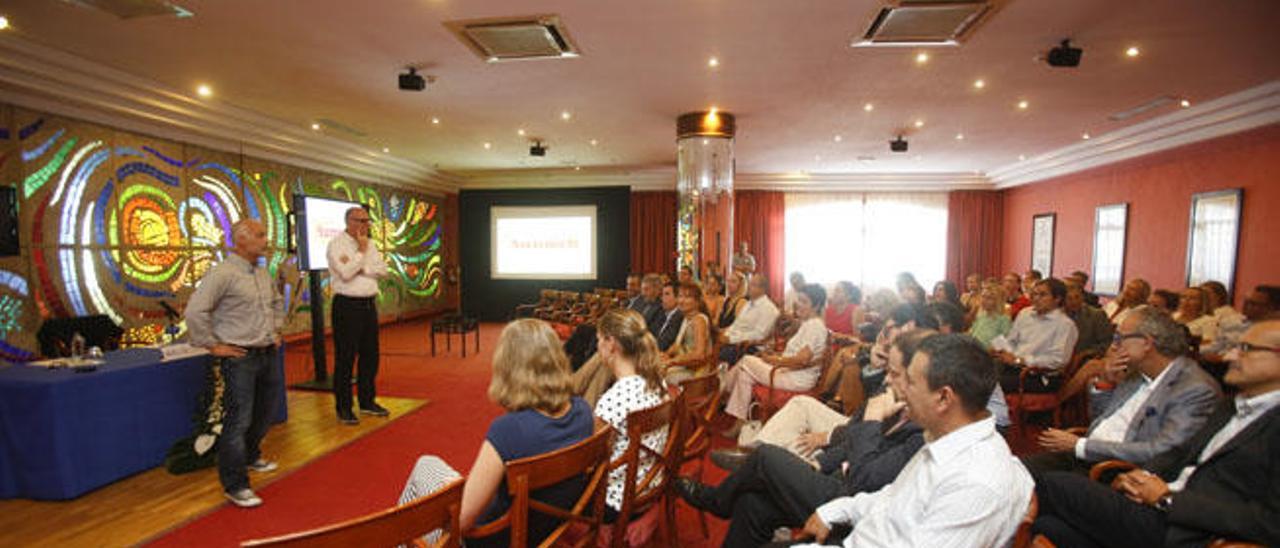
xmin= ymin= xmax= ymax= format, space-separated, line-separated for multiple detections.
xmin=676 ymin=111 xmax=735 ymax=281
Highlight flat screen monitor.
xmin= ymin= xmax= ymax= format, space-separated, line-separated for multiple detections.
xmin=295 ymin=195 xmax=362 ymax=271
xmin=490 ymin=205 xmax=597 ymax=280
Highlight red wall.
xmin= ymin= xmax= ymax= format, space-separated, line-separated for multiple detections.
xmin=1000 ymin=123 xmax=1280 ymax=305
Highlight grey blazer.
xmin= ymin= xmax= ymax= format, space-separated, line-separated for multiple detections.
xmin=1083 ymin=355 xmax=1221 ymax=464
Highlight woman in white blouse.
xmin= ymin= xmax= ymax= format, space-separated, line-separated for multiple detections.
xmin=1173 ymin=286 xmax=1218 ymax=342
xmin=722 ymin=284 xmax=829 ymax=437
xmin=593 ymin=308 xmax=670 ymax=517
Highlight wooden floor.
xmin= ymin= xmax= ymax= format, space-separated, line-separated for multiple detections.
xmin=0 ymin=390 xmax=426 ymax=547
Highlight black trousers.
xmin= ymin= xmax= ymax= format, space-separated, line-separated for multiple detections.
xmin=1000 ymin=363 xmax=1062 ymax=394
xmin=705 ymin=444 xmax=844 ymax=547
xmin=1033 ymin=470 xmax=1167 ymax=548
xmin=332 ymin=294 xmax=380 ymax=412
xmin=1021 ymin=450 xmax=1092 ymax=483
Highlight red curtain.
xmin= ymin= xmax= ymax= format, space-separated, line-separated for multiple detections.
xmin=629 ymin=191 xmax=678 ymax=275
xmin=734 ymin=190 xmax=786 ymax=302
xmin=946 ymin=190 xmax=1004 ymax=283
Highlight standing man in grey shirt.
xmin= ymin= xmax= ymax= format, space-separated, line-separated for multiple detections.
xmin=326 ymin=206 xmax=390 ymax=425
xmin=185 ymin=219 xmax=285 ymax=508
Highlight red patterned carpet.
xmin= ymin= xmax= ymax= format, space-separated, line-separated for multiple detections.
xmin=147 ymin=318 xmax=732 ymax=547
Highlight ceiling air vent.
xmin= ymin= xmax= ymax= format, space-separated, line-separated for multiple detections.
xmin=853 ymin=1 xmax=995 ymax=47
xmin=445 ymin=15 xmax=581 ymax=63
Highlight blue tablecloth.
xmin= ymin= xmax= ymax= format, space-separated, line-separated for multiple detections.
xmin=0 ymin=348 xmax=287 ymax=500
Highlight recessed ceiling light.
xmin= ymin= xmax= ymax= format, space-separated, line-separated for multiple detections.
xmin=517 ymin=128 xmax=526 ymax=136
xmin=574 ymin=165 xmax=582 ymax=171
xmin=0 ymin=16 xmax=10 ymax=30
xmin=915 ymin=52 xmax=929 ymax=64
xmin=863 ymin=103 xmax=874 ymax=112
xmin=701 ymin=138 xmax=709 ymax=145
xmin=973 ymin=79 xmax=985 ymax=89
xmin=1125 ymin=46 xmax=1140 ymax=57
xmin=589 ymin=139 xmax=598 ymax=146
xmin=483 ymin=142 xmax=492 ymax=149
xmin=560 ymin=110 xmax=572 ymax=121
xmin=382 ymin=147 xmax=390 ymax=154
xmin=196 ymin=84 xmax=213 ymax=98
xmin=310 ymin=122 xmax=321 ymax=131
xmin=814 ymin=154 xmax=822 ymax=161
xmin=955 ymin=133 xmax=965 ymax=140
xmin=1018 ymin=154 xmax=1026 ymax=161
xmin=707 ymin=56 xmax=719 ymax=68
xmin=1081 ymin=132 xmax=1091 ymax=140
xmin=431 ymin=116 xmax=440 ymax=125
xmin=1017 ymin=100 xmax=1029 ymax=110
xmin=833 ymin=135 xmax=843 ymax=142
xmin=914 ymin=119 xmax=925 ymax=128
xmin=914 ymin=155 xmax=923 ymax=161
xmin=1180 ymin=99 xmax=1191 ymax=108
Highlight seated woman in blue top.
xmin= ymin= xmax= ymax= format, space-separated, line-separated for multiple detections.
xmin=462 ymin=318 xmax=595 ymax=546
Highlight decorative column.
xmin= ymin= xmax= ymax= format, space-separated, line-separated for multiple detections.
xmin=676 ymin=110 xmax=735 ymax=280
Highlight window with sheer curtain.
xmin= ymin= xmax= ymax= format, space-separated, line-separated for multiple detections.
xmin=784 ymin=192 xmax=948 ymax=292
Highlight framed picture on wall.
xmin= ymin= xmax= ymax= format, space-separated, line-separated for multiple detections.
xmin=1091 ymin=203 xmax=1128 ymax=296
xmin=1031 ymin=213 xmax=1055 ymax=277
xmin=1186 ymin=189 xmax=1243 ymax=295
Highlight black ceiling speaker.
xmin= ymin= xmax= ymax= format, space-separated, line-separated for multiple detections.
xmin=398 ymin=67 xmax=426 ymax=91
xmin=1047 ymin=39 xmax=1083 ymax=68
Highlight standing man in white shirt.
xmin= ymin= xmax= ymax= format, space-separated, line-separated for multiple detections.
xmin=185 ymin=219 xmax=285 ymax=508
xmin=326 ymin=206 xmax=390 ymax=425
xmin=784 ymin=334 xmax=1033 ymax=548
xmin=994 ymin=277 xmax=1079 ymax=394
xmin=717 ymin=274 xmax=781 ymax=366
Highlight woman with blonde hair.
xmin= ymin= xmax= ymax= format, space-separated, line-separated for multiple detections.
xmin=664 ymin=282 xmax=713 ymax=384
xmin=968 ymin=281 xmax=1012 ymax=348
xmin=593 ymin=308 xmax=670 ymax=516
xmin=1173 ymin=285 xmax=1218 ymax=341
xmin=718 ymin=271 xmax=749 ymax=330
xmin=397 ymin=319 xmax=593 ymax=547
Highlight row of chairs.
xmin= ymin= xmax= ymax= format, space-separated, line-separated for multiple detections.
xmin=240 ymin=374 xmax=722 ymax=548
xmin=515 ymin=289 xmax=629 ymax=325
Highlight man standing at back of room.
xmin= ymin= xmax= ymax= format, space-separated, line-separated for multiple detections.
xmin=327 ymin=206 xmax=390 ymax=425
xmin=185 ymin=219 xmax=285 ymax=508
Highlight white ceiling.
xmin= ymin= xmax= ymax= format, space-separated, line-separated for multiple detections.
xmin=2 ymin=0 xmax=1279 ymax=186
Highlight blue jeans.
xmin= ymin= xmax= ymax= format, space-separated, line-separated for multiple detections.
xmin=217 ymin=349 xmax=283 ymax=493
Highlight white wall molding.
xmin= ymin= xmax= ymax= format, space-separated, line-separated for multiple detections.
xmin=0 ymin=34 xmax=458 ymax=195
xmin=988 ymin=81 xmax=1280 ymax=188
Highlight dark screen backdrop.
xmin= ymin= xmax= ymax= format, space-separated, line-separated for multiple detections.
xmin=458 ymin=187 xmax=630 ymax=321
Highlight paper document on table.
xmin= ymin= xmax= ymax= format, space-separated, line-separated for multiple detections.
xmin=160 ymin=343 xmax=209 ymax=362
xmin=989 ymin=335 xmax=1013 ymax=353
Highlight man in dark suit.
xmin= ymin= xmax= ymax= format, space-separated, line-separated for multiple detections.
xmin=651 ymin=280 xmax=683 ymax=352
xmin=1024 ymin=306 xmax=1221 ymax=476
xmin=1033 ymin=319 xmax=1280 ymax=547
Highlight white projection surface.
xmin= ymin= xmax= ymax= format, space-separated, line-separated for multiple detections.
xmin=490 ymin=205 xmax=597 ymax=280
xmin=299 ymin=196 xmax=360 ymax=270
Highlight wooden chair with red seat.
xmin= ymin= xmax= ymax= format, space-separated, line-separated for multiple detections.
xmin=463 ymin=427 xmax=614 ymax=548
xmin=1029 ymin=460 xmax=1263 ymax=548
xmin=750 ymin=331 xmax=842 ymax=421
xmin=676 ymin=372 xmax=721 ymax=539
xmin=604 ymin=394 xmax=690 ymax=548
xmin=1005 ymin=349 xmax=1101 ymax=437
xmin=241 ymin=478 xmax=464 ymax=548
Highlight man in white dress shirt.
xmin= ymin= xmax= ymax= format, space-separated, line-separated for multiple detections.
xmin=717 ymin=273 xmax=781 ymax=365
xmin=326 ymin=206 xmax=389 ymax=425
xmin=995 ymin=277 xmax=1079 ymax=394
xmin=782 ymin=333 xmax=1033 ymax=548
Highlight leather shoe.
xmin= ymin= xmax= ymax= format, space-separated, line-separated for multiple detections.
xmin=337 ymin=411 xmax=359 ymax=425
xmin=710 ymin=447 xmax=751 ymax=472
xmin=674 ymin=477 xmax=727 ymax=518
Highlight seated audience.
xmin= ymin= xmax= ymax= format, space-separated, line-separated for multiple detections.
xmin=703 ymin=272 xmax=726 ymax=322
xmin=1023 ymin=305 xmax=1221 ymax=477
xmin=959 ymin=272 xmax=982 ymax=312
xmin=931 ymin=280 xmax=962 ymax=309
xmin=723 ymin=284 xmax=828 ymax=437
xmin=592 ymin=309 xmax=670 ymax=518
xmin=860 ymin=288 xmax=902 ymax=326
xmin=1068 ymin=270 xmax=1102 ymax=307
xmin=1105 ymin=278 xmax=1152 ymax=325
xmin=676 ymin=265 xmax=695 ymax=285
xmin=630 ymin=273 xmax=664 ymax=327
xmin=717 ymin=274 xmax=781 ymax=366
xmin=1004 ymin=272 xmax=1032 ymax=319
xmin=651 ymin=280 xmax=684 ymax=352
xmin=825 ymin=281 xmax=860 ymax=337
xmin=787 ymin=334 xmax=1033 ymax=548
xmin=1065 ymin=279 xmax=1114 ymax=357
xmin=1173 ymin=285 xmax=1217 ymax=341
xmin=994 ymin=278 xmax=1080 ymax=394
xmin=1148 ymin=288 xmax=1180 ymax=314
xmin=1202 ymin=284 xmax=1279 ymax=358
xmin=717 ymin=271 xmax=749 ymax=331
xmin=399 ymin=319 xmax=593 ymax=547
xmin=969 ymin=281 xmax=1012 ymax=348
xmin=663 ymin=282 xmax=712 ymax=384
xmin=784 ymin=271 xmax=808 ymax=316
xmin=1201 ymin=280 xmax=1247 ymax=330
xmin=675 ymin=330 xmax=932 ymax=547
xmin=1032 ymin=319 xmax=1280 ymax=547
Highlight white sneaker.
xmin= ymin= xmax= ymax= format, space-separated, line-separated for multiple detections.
xmin=248 ymin=459 xmax=278 ymax=473
xmin=224 ymin=488 xmax=263 ymax=508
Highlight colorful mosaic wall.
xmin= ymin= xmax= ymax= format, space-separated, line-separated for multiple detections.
xmin=0 ymin=104 xmax=445 ymax=360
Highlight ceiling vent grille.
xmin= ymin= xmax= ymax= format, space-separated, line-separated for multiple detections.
xmin=445 ymin=15 xmax=581 ymax=63
xmin=853 ymin=1 xmax=995 ymax=47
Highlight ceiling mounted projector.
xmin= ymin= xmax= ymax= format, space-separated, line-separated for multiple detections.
xmin=889 ymin=136 xmax=908 ymax=153
xmin=529 ymin=141 xmax=547 ymax=157
xmin=398 ymin=67 xmax=426 ymax=91
xmin=1047 ymin=39 xmax=1082 ymax=67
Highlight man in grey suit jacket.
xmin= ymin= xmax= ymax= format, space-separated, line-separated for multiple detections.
xmin=1024 ymin=306 xmax=1221 ymax=477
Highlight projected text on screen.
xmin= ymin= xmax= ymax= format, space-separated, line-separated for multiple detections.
xmin=491 ymin=205 xmax=597 ymax=280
